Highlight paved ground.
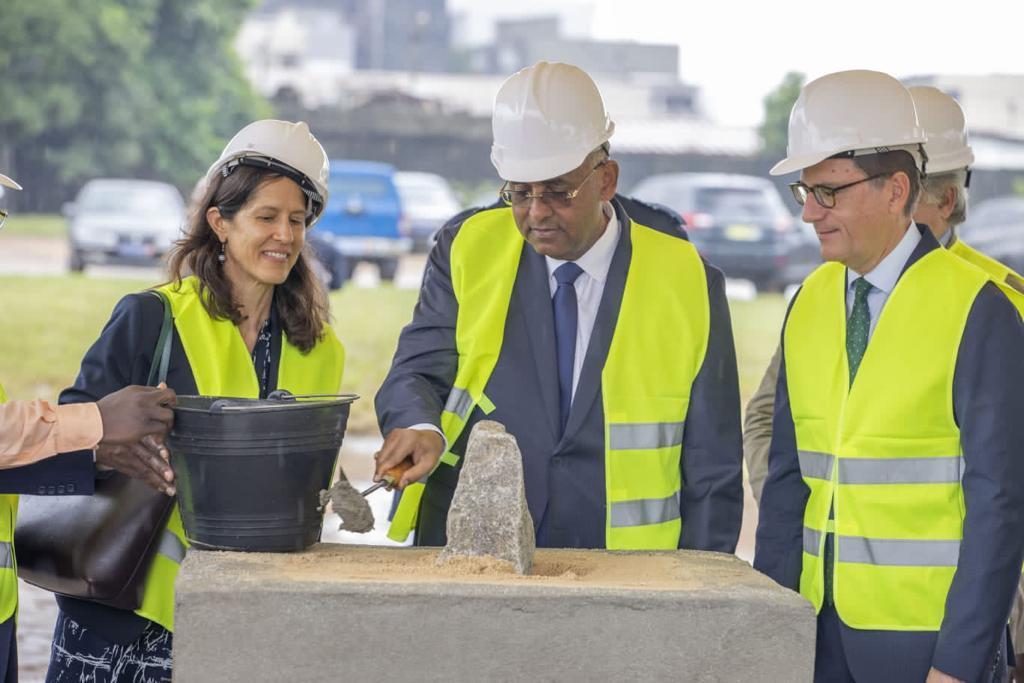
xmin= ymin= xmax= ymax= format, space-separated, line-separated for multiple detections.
xmin=0 ymin=235 xmax=428 ymax=289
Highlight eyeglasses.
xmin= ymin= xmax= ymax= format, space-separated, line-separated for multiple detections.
xmin=499 ymin=161 xmax=607 ymax=209
xmin=789 ymin=173 xmax=892 ymax=209
xmin=0 ymin=209 xmax=7 ymax=231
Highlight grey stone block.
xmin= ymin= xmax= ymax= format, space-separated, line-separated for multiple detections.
xmin=438 ymin=420 xmax=535 ymax=574
xmin=175 ymin=545 xmax=815 ymax=682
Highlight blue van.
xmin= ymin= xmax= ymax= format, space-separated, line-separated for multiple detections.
xmin=309 ymin=160 xmax=412 ymax=289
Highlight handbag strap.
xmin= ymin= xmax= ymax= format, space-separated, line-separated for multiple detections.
xmin=146 ymin=291 xmax=173 ymax=387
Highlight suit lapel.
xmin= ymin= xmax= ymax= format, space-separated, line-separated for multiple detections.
xmin=561 ymin=207 xmax=631 ymax=444
xmin=515 ymin=242 xmax=561 ymax=441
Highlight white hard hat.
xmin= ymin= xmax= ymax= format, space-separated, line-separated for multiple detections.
xmin=0 ymin=173 xmax=22 ymax=191
xmin=908 ymin=86 xmax=974 ymax=175
xmin=490 ymin=61 xmax=615 ymax=182
xmin=770 ymin=70 xmax=927 ymax=176
xmin=205 ymin=119 xmax=330 ymax=225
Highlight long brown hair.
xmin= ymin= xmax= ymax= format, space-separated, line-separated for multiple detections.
xmin=166 ymin=165 xmax=330 ymax=353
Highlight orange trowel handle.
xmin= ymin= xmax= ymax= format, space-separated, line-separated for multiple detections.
xmin=381 ymin=457 xmax=414 ymax=488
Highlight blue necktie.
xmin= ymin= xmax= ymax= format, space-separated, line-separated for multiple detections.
xmin=553 ymin=262 xmax=584 ymax=437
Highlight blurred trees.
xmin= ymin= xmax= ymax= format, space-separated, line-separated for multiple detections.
xmin=0 ymin=0 xmax=269 ymax=211
xmin=758 ymin=72 xmax=805 ymax=158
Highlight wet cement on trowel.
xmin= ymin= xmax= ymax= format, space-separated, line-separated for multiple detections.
xmin=318 ymin=479 xmax=375 ymax=533
xmin=202 ymin=545 xmax=771 ymax=594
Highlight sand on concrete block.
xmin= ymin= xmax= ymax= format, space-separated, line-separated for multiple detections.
xmin=186 ymin=544 xmax=761 ymax=593
xmin=175 ymin=544 xmax=818 ymax=682
xmin=318 ymin=479 xmax=374 ymax=533
xmin=437 ymin=420 xmax=535 ymax=574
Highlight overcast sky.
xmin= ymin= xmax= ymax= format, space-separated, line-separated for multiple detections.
xmin=448 ymin=0 xmax=1024 ymax=127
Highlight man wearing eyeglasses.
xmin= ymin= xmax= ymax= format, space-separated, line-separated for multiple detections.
xmin=753 ymin=70 xmax=1024 ymax=683
xmin=373 ymin=60 xmax=743 ymax=554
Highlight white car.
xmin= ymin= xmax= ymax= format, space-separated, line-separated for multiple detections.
xmin=65 ymin=179 xmax=186 ymax=271
xmin=394 ymin=172 xmax=462 ymax=252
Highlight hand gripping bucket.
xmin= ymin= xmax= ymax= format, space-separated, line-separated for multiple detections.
xmin=167 ymin=391 xmax=358 ymax=552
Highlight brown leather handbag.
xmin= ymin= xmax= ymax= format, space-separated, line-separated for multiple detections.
xmin=15 ymin=291 xmax=177 ymax=610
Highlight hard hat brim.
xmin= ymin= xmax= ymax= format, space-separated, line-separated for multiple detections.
xmin=0 ymin=173 xmax=23 ymax=191
xmin=491 ymin=148 xmax=591 ymax=184
xmin=769 ymin=152 xmax=833 ymax=177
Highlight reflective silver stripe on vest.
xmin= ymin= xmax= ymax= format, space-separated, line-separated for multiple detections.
xmin=838 ymin=456 xmax=964 ymax=485
xmin=609 ymin=493 xmax=681 ymax=528
xmin=803 ymin=527 xmax=822 ymax=557
xmin=837 ymin=536 xmax=960 ymax=567
xmin=444 ymin=387 xmax=474 ymax=421
xmin=608 ymin=422 xmax=685 ymax=451
xmin=157 ymin=531 xmax=187 ymax=565
xmin=798 ymin=451 xmax=834 ymax=481
xmin=0 ymin=541 xmax=11 ymax=569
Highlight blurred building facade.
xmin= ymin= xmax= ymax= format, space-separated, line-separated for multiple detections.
xmin=235 ymin=2 xmax=1024 ymax=203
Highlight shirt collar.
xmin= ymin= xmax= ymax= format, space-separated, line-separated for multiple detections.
xmin=847 ymin=221 xmax=922 ymax=295
xmin=545 ymin=203 xmax=619 ymax=285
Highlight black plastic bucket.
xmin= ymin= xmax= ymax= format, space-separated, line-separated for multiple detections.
xmin=167 ymin=392 xmax=358 ymax=552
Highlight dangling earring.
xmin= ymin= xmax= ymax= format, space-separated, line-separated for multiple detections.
xmin=218 ymin=241 xmax=226 ymax=264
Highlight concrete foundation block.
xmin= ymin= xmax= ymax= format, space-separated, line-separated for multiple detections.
xmin=174 ymin=545 xmax=815 ymax=682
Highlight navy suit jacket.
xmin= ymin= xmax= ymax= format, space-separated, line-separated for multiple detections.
xmin=754 ymin=226 xmax=1024 ymax=682
xmin=376 ymin=198 xmax=743 ymax=551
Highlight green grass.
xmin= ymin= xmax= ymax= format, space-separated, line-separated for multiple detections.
xmin=2 ymin=213 xmax=67 ymax=238
xmin=0 ymin=275 xmax=782 ymax=435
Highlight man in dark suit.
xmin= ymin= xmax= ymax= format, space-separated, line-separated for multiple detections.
xmin=754 ymin=70 xmax=1024 ymax=683
xmin=372 ymin=60 xmax=742 ymax=552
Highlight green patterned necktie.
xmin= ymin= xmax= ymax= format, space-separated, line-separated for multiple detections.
xmin=846 ymin=277 xmax=873 ymax=384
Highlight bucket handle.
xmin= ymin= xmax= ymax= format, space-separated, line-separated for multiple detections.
xmin=205 ymin=391 xmax=358 ymax=413
xmin=265 ymin=390 xmax=358 ymax=402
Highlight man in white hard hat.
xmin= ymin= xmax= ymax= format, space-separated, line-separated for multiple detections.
xmin=0 ymin=171 xmax=177 ymax=681
xmin=754 ymin=70 xmax=1024 ymax=683
xmin=374 ymin=61 xmax=743 ymax=553
xmin=744 ymin=87 xmax=1024 ymax=507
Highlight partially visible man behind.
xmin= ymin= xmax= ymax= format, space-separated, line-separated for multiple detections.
xmin=753 ymin=70 xmax=1024 ymax=683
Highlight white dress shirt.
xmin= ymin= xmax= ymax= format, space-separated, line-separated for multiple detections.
xmin=410 ymin=204 xmax=620 ymax=442
xmin=544 ymin=206 xmax=620 ymax=402
xmin=845 ymin=222 xmax=921 ymax=339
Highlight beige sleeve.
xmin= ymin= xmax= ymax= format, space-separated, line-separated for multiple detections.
xmin=0 ymin=400 xmax=103 ymax=468
xmin=743 ymin=345 xmax=782 ymax=505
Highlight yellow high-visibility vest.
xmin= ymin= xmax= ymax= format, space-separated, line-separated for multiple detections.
xmin=0 ymin=382 xmax=17 ymax=623
xmin=785 ymin=248 xmax=988 ymax=629
xmin=949 ymin=238 xmax=1024 ymax=314
xmin=138 ymin=277 xmax=344 ymax=632
xmin=388 ymin=208 xmax=710 ymax=549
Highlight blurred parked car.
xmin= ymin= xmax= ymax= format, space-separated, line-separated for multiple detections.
xmin=394 ymin=171 xmax=462 ymax=251
xmin=65 ymin=179 xmax=186 ymax=272
xmin=308 ymin=160 xmax=411 ymax=289
xmin=629 ymin=172 xmax=819 ymax=290
xmin=958 ymin=196 xmax=1024 ymax=273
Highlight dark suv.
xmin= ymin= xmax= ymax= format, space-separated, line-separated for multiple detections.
xmin=629 ymin=172 xmax=819 ymax=290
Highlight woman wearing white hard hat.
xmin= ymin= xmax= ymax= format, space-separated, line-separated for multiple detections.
xmin=42 ymin=120 xmax=345 ymax=682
